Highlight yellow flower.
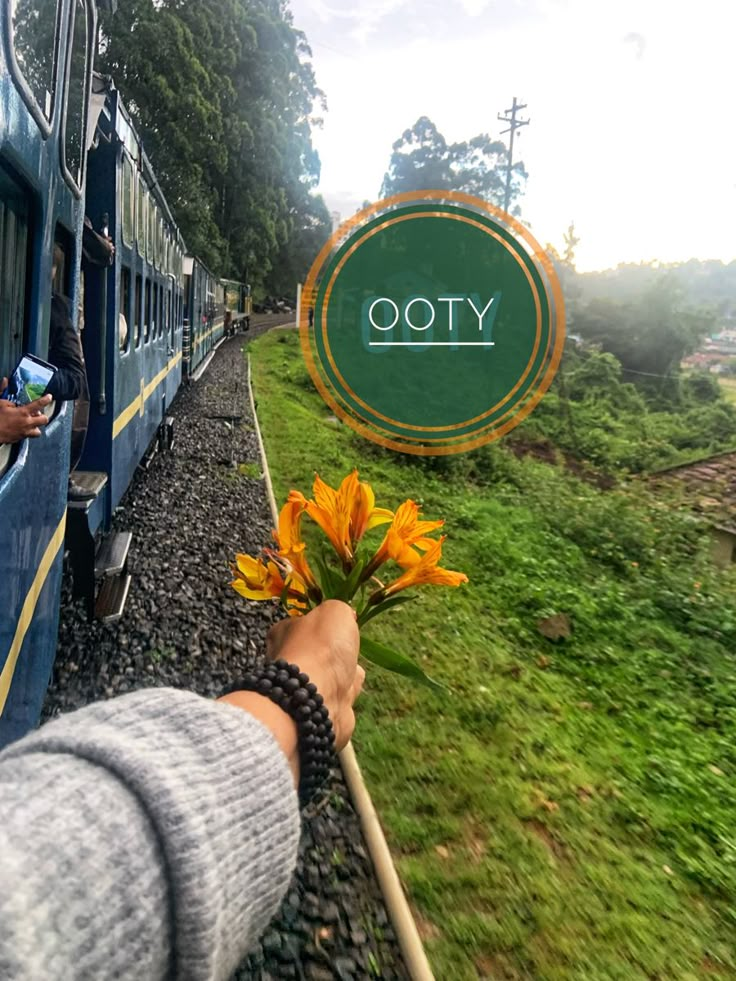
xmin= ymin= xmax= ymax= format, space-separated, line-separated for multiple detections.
xmin=365 ymin=499 xmax=444 ymax=575
xmin=230 ymin=553 xmax=287 ymax=600
xmin=273 ymin=491 xmax=318 ymax=590
xmin=230 ymin=553 xmax=308 ymax=615
xmin=382 ymin=537 xmax=468 ymax=596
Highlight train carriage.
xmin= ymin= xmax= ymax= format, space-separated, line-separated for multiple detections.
xmin=183 ymin=255 xmax=227 ymax=377
xmin=0 ymin=0 xmax=101 ymax=745
xmin=222 ymin=277 xmax=252 ymax=331
xmin=0 ymin=1 xmax=252 ymax=748
xmin=78 ymin=87 xmax=185 ymax=516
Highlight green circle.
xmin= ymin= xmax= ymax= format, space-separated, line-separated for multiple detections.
xmin=311 ymin=203 xmax=558 ymax=446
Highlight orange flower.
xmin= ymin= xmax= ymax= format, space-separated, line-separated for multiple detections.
xmin=273 ymin=491 xmax=318 ymax=590
xmin=306 ymin=472 xmax=352 ymax=562
xmin=381 ymin=537 xmax=468 ymax=596
xmin=365 ymin=499 xmax=444 ymax=575
xmin=306 ymin=471 xmax=393 ymax=563
xmin=344 ymin=470 xmax=393 ymax=544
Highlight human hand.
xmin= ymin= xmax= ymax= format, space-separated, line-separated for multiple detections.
xmin=267 ymin=600 xmax=364 ymax=752
xmin=0 ymin=380 xmax=52 ymax=444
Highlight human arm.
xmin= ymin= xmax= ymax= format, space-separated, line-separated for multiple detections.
xmin=0 ymin=602 xmax=363 ymax=981
xmin=45 ymin=294 xmax=87 ymax=402
xmin=219 ymin=599 xmax=365 ymax=782
xmin=0 ymin=689 xmax=300 ymax=981
xmin=0 ymin=379 xmax=51 ymax=443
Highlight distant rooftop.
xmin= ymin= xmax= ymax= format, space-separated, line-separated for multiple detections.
xmin=651 ymin=450 xmax=736 ymax=534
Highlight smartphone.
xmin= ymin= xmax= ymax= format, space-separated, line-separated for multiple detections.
xmin=1 ymin=354 xmax=57 ymax=407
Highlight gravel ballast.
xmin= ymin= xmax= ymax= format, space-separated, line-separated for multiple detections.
xmin=44 ymin=322 xmax=409 ymax=981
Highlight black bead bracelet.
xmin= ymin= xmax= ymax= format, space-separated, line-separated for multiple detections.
xmin=225 ymin=659 xmax=335 ymax=808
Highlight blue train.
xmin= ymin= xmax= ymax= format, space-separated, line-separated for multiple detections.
xmin=0 ymin=0 xmax=251 ymax=746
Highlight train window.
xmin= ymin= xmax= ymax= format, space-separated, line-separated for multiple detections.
xmin=143 ymin=190 xmax=151 ymax=263
xmin=62 ymin=0 xmax=92 ymax=192
xmin=0 ymin=167 xmax=30 ymax=383
xmin=144 ymin=279 xmax=151 ymax=343
xmin=153 ymin=214 xmax=160 ymax=271
xmin=121 ymin=156 xmax=134 ymax=248
xmin=120 ymin=266 xmax=130 ymax=353
xmin=152 ymin=283 xmax=158 ymax=338
xmin=136 ymin=175 xmax=144 ymax=256
xmin=9 ymin=0 xmax=60 ymax=130
xmin=134 ymin=273 xmax=141 ymax=347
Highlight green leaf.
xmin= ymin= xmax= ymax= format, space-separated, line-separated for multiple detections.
xmin=312 ymin=552 xmax=345 ymax=600
xmin=339 ymin=556 xmax=366 ymax=602
xmin=357 ymin=594 xmax=413 ymax=627
xmin=360 ymin=636 xmax=446 ymax=691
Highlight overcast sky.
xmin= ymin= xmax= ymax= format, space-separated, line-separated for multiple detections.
xmin=287 ymin=0 xmax=735 ymax=272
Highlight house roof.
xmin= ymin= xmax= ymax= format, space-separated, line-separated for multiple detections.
xmin=651 ymin=450 xmax=736 ymax=533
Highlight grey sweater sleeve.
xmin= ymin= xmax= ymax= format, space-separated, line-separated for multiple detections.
xmin=0 ymin=688 xmax=301 ymax=981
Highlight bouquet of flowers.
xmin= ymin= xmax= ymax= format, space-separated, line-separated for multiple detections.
xmin=231 ymin=470 xmax=468 ymax=688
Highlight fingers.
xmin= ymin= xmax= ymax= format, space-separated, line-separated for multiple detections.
xmin=26 ymin=394 xmax=53 ymax=412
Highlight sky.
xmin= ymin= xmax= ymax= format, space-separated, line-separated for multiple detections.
xmin=287 ymin=0 xmax=736 ymax=272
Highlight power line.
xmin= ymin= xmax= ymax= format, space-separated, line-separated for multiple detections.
xmin=497 ymin=97 xmax=529 ymax=214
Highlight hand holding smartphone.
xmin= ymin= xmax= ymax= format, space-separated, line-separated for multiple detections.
xmin=1 ymin=354 xmax=57 ymax=419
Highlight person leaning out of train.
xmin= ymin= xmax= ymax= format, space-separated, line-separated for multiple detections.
xmin=48 ymin=245 xmax=88 ymax=408
xmin=0 ymin=600 xmax=365 ymax=981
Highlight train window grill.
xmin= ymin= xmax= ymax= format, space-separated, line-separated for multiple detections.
xmin=136 ymin=175 xmax=144 ymax=256
xmin=0 ymin=169 xmax=30 ymax=381
xmin=144 ymin=190 xmax=151 ymax=263
xmin=62 ymin=0 xmax=92 ymax=193
xmin=121 ymin=155 xmax=134 ymax=248
xmin=154 ymin=213 xmax=161 ymax=271
xmin=134 ymin=273 xmax=141 ymax=347
xmin=9 ymin=0 xmax=61 ymax=132
xmin=119 ymin=266 xmax=130 ymax=353
xmin=144 ymin=278 xmax=151 ymax=343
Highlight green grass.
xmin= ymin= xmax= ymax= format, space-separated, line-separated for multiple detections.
xmin=720 ymin=377 xmax=736 ymax=405
xmin=250 ymin=331 xmax=736 ymax=979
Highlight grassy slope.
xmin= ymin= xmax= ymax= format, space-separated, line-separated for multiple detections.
xmin=250 ymin=330 xmax=736 ymax=980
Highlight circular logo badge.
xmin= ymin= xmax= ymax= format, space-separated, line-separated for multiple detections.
xmin=300 ymin=191 xmax=565 ymax=456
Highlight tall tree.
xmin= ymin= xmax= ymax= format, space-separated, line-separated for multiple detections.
xmin=97 ymin=0 xmax=327 ymax=289
xmin=380 ymin=116 xmax=527 ymax=214
xmin=573 ymin=279 xmax=715 ymax=379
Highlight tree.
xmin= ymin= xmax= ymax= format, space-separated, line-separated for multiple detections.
xmin=380 ymin=116 xmax=527 ymax=214
xmin=573 ymin=278 xmax=715 ymax=380
xmin=97 ymin=0 xmax=325 ymax=289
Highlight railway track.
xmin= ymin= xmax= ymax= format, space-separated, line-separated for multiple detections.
xmin=44 ymin=325 xmax=408 ymax=981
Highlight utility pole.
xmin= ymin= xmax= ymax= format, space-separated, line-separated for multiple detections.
xmin=497 ymin=97 xmax=530 ymax=214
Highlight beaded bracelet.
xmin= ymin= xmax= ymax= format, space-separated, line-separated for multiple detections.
xmin=226 ymin=659 xmax=335 ymax=807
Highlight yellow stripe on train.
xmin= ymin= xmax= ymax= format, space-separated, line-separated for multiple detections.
xmin=112 ymin=351 xmax=183 ymax=440
xmin=0 ymin=512 xmax=67 ymax=716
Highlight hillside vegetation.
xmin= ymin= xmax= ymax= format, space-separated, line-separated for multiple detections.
xmin=250 ymin=329 xmax=736 ymax=979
